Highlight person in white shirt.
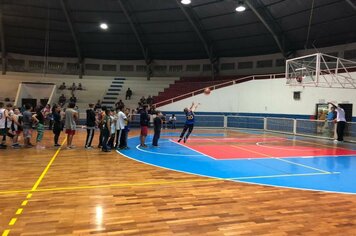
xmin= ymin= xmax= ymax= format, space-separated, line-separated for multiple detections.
xmin=0 ymin=102 xmax=9 ymax=149
xmin=169 ymin=114 xmax=177 ymax=129
xmin=328 ymin=102 xmax=346 ymax=142
xmin=115 ymin=105 xmax=127 ymax=149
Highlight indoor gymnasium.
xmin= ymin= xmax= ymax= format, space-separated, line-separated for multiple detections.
xmin=1 ymin=0 xmax=356 ymax=235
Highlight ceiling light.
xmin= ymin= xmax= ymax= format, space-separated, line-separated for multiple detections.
xmin=235 ymin=1 xmax=246 ymax=12
xmin=100 ymin=23 xmax=108 ymax=30
xmin=181 ymin=0 xmax=191 ymax=5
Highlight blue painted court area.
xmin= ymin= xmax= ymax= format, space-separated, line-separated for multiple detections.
xmin=118 ymin=133 xmax=356 ymax=194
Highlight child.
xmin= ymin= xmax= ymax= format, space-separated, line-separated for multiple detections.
xmin=32 ymin=105 xmax=45 ymax=149
xmin=11 ymin=108 xmax=22 ymax=148
xmin=22 ymin=104 xmax=34 ymax=148
xmin=152 ymin=111 xmax=162 ymax=147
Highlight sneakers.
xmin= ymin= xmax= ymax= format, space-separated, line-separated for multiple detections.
xmin=139 ymin=144 xmax=148 ymax=148
xmin=177 ymin=138 xmax=182 ymax=143
xmin=54 ymin=144 xmax=61 ymax=147
xmin=85 ymin=146 xmax=94 ymax=149
xmin=183 ymin=137 xmax=187 ymax=143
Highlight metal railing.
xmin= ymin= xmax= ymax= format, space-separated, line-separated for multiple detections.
xmin=154 ymin=73 xmax=286 ymax=107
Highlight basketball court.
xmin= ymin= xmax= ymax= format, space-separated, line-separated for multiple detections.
xmin=1 ymin=129 xmax=356 ymax=235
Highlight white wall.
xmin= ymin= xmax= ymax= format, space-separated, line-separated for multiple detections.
xmin=160 ymin=76 xmax=356 ymax=117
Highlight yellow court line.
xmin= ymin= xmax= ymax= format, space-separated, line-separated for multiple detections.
xmin=15 ymin=208 xmax=23 ymax=215
xmin=8 ymin=218 xmax=17 ymax=226
xmin=0 ymin=178 xmax=222 ymax=195
xmin=31 ymin=138 xmax=67 ymax=191
xmin=1 ymin=139 xmax=67 ymax=236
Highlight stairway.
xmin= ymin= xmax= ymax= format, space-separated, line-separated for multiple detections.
xmin=101 ymin=77 xmax=125 ymax=108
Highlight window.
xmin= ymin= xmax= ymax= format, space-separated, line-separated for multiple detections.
xmin=120 ymin=65 xmax=134 ymax=72
xmin=186 ymin=64 xmax=200 ymax=72
xmin=344 ymin=49 xmax=356 ymax=59
xmin=48 ymin=62 xmax=64 ymax=70
xmin=103 ymin=64 xmax=117 ymax=71
xmin=85 ymin=63 xmax=100 ymax=71
xmin=154 ymin=65 xmax=167 ymax=72
xmin=67 ymin=63 xmax=79 ymax=71
xmin=257 ymin=60 xmax=272 ymax=68
xmin=275 ymin=58 xmax=285 ymax=67
xmin=8 ymin=59 xmax=26 ymax=71
xmin=202 ymin=64 xmax=212 ymax=71
xmin=136 ymin=65 xmax=147 ymax=72
xmin=293 ymin=91 xmax=301 ymax=100
xmin=238 ymin=61 xmax=253 ymax=69
xmin=29 ymin=60 xmax=44 ymax=70
xmin=220 ymin=63 xmax=235 ymax=70
xmin=169 ymin=65 xmax=183 ymax=72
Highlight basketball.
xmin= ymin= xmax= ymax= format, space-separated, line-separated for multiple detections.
xmin=204 ymin=87 xmax=211 ymax=95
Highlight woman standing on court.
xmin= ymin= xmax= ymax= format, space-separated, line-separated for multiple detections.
xmin=52 ymin=104 xmax=62 ymax=147
xmin=32 ymin=105 xmax=45 ymax=149
xmin=178 ymin=102 xmax=199 ymax=143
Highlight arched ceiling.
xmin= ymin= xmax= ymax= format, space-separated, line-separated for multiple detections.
xmin=1 ymin=0 xmax=355 ymax=61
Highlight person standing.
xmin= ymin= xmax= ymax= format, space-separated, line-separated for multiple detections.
xmin=139 ymin=104 xmax=150 ymax=147
xmin=152 ymin=111 xmax=162 ymax=147
xmin=11 ymin=108 xmax=22 ymax=148
xmin=0 ymin=102 xmax=9 ymax=149
xmin=125 ymin=88 xmax=132 ymax=100
xmin=101 ymin=109 xmax=111 ymax=152
xmin=22 ymin=104 xmax=34 ymax=148
xmin=85 ymin=103 xmax=96 ymax=149
xmin=115 ymin=106 xmax=127 ymax=149
xmin=328 ymin=102 xmax=346 ymax=142
xmin=65 ymin=102 xmax=78 ymax=149
xmin=178 ymin=102 xmax=199 ymax=143
xmin=32 ymin=105 xmax=46 ymax=149
xmin=52 ymin=104 xmax=62 ymax=147
xmin=169 ymin=114 xmax=177 ymax=129
xmin=326 ymin=106 xmax=337 ymax=137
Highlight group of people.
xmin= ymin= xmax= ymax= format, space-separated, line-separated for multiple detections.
xmin=0 ymin=102 xmax=75 ymax=149
xmin=316 ymin=103 xmax=347 ymax=142
xmin=59 ymin=82 xmax=83 ymax=91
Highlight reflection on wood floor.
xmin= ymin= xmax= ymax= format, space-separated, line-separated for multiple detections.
xmin=0 ymin=129 xmax=355 ymax=235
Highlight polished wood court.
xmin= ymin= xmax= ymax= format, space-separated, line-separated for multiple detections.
xmin=0 ymin=129 xmax=355 ymax=235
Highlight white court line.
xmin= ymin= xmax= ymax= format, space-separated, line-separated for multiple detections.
xmin=256 ymin=142 xmax=317 ymax=151
xmin=274 ymin=157 xmax=330 ymax=174
xmin=228 ymin=172 xmax=340 ymax=180
xmin=117 ymin=149 xmax=353 ymax=195
xmin=135 ymin=144 xmax=202 ymax=157
xmin=170 ymin=139 xmax=218 ymax=160
xmin=215 ymin=154 xmax=356 ymax=161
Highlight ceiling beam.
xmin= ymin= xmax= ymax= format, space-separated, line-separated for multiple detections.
xmin=345 ymin=0 xmax=356 ymax=10
xmin=0 ymin=1 xmax=7 ymax=74
xmin=245 ymin=0 xmax=288 ymax=57
xmin=117 ymin=0 xmax=152 ymax=78
xmin=175 ymin=0 xmax=218 ymax=77
xmin=59 ymin=0 xmax=84 ymax=78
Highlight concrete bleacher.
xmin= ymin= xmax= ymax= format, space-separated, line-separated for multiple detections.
xmin=104 ymin=76 xmax=178 ymax=109
xmin=0 ymin=72 xmax=179 ymax=115
xmin=153 ymin=76 xmax=238 ymax=105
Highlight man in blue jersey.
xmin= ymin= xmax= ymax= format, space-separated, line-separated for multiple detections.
xmin=178 ymin=102 xmax=199 ymax=143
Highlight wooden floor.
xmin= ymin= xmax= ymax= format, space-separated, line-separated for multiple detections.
xmin=0 ymin=129 xmax=355 ymax=235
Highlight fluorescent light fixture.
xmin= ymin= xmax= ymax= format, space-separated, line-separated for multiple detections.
xmin=295 ymin=67 xmax=307 ymax=71
xmin=235 ymin=1 xmax=246 ymax=12
xmin=100 ymin=23 xmax=108 ymax=30
xmin=181 ymin=0 xmax=191 ymax=5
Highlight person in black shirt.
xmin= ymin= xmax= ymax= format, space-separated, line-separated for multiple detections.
xmin=52 ymin=104 xmax=62 ymax=147
xmin=85 ymin=103 xmax=97 ymax=149
xmin=125 ymin=88 xmax=132 ymax=100
xmin=139 ymin=104 xmax=150 ymax=147
xmin=152 ymin=111 xmax=162 ymax=147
